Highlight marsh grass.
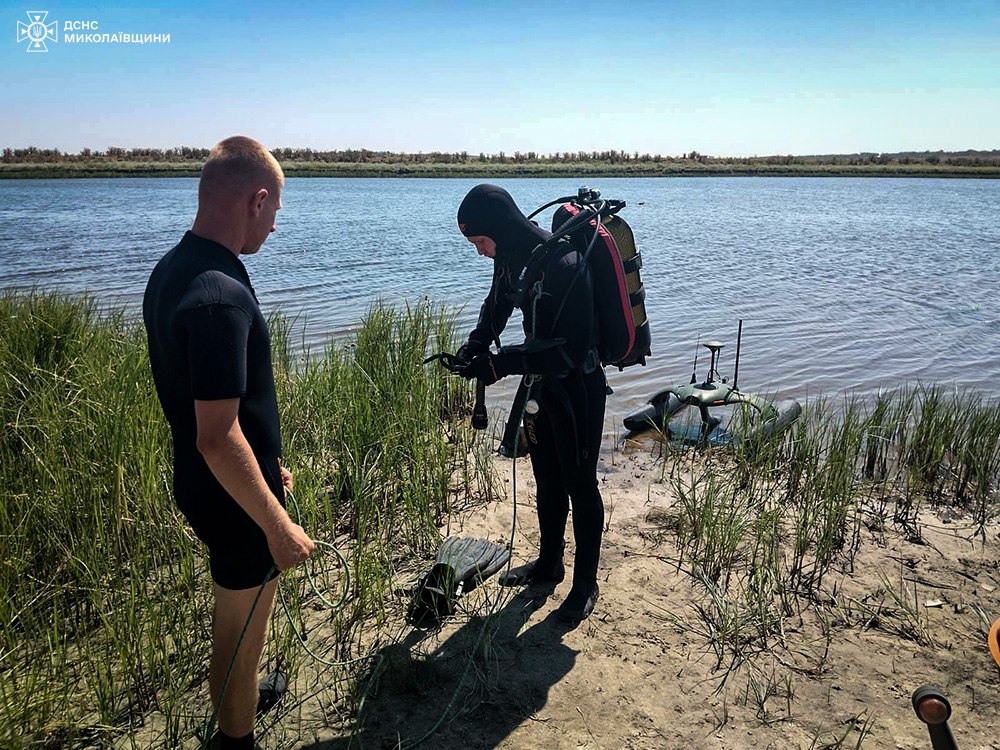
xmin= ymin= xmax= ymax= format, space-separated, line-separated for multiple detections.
xmin=0 ymin=291 xmax=494 ymax=747
xmin=650 ymin=385 xmax=998 ymax=693
xmin=643 ymin=386 xmax=997 ymax=747
xmin=741 ymin=664 xmax=795 ymax=725
xmin=807 ymin=711 xmax=876 ymax=750
xmin=669 ymin=472 xmax=749 ymax=587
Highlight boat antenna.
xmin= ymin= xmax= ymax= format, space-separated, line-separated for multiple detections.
xmin=690 ymin=334 xmax=701 ymax=384
xmin=732 ymin=319 xmax=743 ymax=390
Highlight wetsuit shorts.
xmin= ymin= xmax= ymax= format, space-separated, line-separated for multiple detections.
xmin=177 ymin=481 xmax=281 ymax=591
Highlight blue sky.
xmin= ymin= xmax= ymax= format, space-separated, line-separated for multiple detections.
xmin=2 ymin=0 xmax=998 ymax=156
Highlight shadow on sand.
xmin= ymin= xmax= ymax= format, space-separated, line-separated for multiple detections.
xmin=301 ymin=584 xmax=580 ymax=750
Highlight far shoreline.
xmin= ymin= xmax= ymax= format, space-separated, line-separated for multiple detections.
xmin=3 ymin=162 xmax=1000 ymax=180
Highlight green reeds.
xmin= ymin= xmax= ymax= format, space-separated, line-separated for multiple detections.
xmin=669 ymin=472 xmax=749 ymax=587
xmin=0 ymin=291 xmax=493 ymax=747
xmin=649 ymin=385 xmax=998 ymax=690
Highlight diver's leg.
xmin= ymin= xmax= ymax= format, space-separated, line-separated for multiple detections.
xmin=556 ymin=369 xmax=607 ymax=620
xmin=500 ymin=400 xmax=568 ymax=585
xmin=530 ymin=406 xmax=572 ymax=567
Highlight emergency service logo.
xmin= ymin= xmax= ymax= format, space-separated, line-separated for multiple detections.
xmin=16 ymin=11 xmax=58 ymax=52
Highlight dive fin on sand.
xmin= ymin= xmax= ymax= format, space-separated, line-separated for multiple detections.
xmin=408 ymin=536 xmax=511 ymax=625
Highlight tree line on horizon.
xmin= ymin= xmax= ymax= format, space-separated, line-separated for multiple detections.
xmin=3 ymin=145 xmax=1000 ymax=168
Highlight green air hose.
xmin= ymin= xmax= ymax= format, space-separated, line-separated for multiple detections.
xmin=396 ymin=281 xmax=543 ymax=749
xmin=201 ymin=490 xmax=354 ymax=748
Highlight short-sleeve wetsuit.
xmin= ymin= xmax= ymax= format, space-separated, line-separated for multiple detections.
xmin=143 ymin=231 xmax=283 ymax=590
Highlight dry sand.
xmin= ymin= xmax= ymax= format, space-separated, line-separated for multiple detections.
xmin=288 ymin=437 xmax=1000 ymax=750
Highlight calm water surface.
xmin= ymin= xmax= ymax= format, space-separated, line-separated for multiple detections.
xmin=1 ymin=177 xmax=998 ymax=431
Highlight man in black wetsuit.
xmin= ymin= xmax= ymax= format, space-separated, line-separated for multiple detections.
xmin=456 ymin=183 xmax=605 ymax=622
xmin=143 ymin=136 xmax=314 ymax=750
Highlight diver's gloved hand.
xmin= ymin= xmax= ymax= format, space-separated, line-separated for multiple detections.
xmin=455 ymin=340 xmax=485 ymax=365
xmin=459 ymin=353 xmax=502 ymax=385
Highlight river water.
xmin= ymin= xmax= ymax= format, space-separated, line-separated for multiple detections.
xmin=1 ymin=176 xmax=997 ymax=430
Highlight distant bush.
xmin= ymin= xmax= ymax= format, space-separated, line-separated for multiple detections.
xmin=3 ymin=145 xmax=1000 ymax=169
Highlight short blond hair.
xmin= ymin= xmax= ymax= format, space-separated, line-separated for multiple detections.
xmin=199 ymin=135 xmax=284 ymax=202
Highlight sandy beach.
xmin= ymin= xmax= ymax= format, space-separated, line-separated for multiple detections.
xmin=279 ymin=435 xmax=1000 ymax=750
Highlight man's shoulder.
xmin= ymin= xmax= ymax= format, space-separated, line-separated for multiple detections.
xmin=146 ymin=239 xmax=182 ymax=284
xmin=177 ymin=269 xmax=255 ymax=315
xmin=150 ymin=235 xmax=254 ymax=311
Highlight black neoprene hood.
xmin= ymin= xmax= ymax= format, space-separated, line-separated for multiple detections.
xmin=457 ymin=184 xmax=549 ymax=261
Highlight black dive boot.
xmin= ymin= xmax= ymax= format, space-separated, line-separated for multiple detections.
xmin=499 ymin=556 xmax=565 ymax=586
xmin=500 ymin=534 xmax=566 ymax=586
xmin=555 ymin=581 xmax=599 ymax=622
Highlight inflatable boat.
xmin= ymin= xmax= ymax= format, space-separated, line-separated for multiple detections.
xmin=622 ymin=324 xmax=801 ymax=447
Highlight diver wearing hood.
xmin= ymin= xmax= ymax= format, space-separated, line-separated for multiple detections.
xmin=456 ymin=183 xmax=605 ymax=622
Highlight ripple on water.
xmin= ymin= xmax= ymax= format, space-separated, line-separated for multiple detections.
xmin=0 ymin=176 xmax=997 ymax=411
